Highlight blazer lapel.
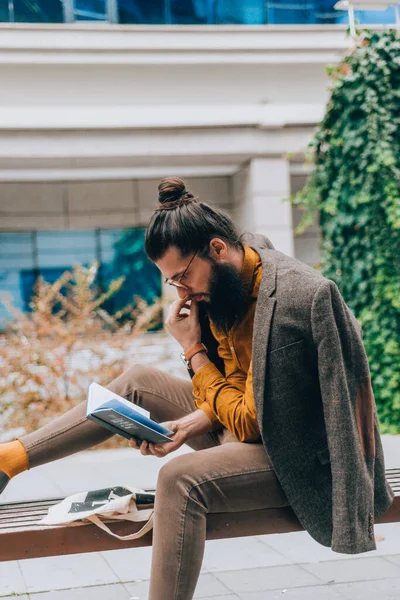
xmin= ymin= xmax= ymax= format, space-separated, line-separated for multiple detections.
xmin=251 ymin=248 xmax=277 ymax=432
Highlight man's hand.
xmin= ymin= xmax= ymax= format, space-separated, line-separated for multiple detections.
xmin=128 ymin=410 xmax=216 ymax=458
xmin=129 ymin=420 xmax=188 ymax=458
xmin=165 ymin=295 xmax=201 ymax=353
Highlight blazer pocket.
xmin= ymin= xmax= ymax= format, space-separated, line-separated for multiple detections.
xmin=316 ymin=446 xmax=331 ymax=465
xmin=270 ymin=338 xmax=305 ymax=355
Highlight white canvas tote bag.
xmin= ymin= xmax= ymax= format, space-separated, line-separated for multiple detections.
xmin=40 ymin=486 xmax=154 ymax=541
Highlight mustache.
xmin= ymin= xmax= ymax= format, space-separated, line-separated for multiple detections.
xmin=189 ymin=292 xmax=209 ymax=300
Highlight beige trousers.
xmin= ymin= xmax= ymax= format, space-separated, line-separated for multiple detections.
xmin=20 ymin=364 xmax=289 ymax=600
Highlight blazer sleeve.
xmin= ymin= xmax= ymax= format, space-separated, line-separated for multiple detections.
xmin=311 ymin=279 xmax=378 ymax=554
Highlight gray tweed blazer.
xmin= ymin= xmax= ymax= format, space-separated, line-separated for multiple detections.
xmin=200 ymin=233 xmax=394 ymax=554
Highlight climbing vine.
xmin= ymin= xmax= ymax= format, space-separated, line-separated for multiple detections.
xmin=290 ymin=29 xmax=400 ymax=432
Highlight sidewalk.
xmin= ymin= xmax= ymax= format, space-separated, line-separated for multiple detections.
xmin=1 ymin=436 xmax=399 ymax=600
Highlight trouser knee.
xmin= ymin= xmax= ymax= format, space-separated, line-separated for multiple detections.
xmin=107 ymin=363 xmax=160 ymax=398
xmin=156 ymin=454 xmax=208 ymax=513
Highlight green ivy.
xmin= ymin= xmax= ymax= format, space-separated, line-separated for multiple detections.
xmin=290 ymin=29 xmax=400 ymax=433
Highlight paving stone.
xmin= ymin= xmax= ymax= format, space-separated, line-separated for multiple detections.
xmin=0 ymin=560 xmax=28 ymax=596
xmin=32 ymin=583 xmax=131 ymax=599
xmin=194 ymin=573 xmax=235 ymax=598
xmin=258 ymin=522 xmax=400 ymax=565
xmin=334 ymin=577 xmax=400 ymax=600
xmin=370 ymin=523 xmax=400 ymax=556
xmin=201 ymin=596 xmax=239 ymax=600
xmin=123 ymin=579 xmax=150 ymax=598
xmin=203 ymin=537 xmax=291 ymax=573
xmin=124 ymin=573 xmax=233 ymax=599
xmin=19 ymin=553 xmax=119 ymax=594
xmin=102 ymin=544 xmax=208 ymax=583
xmin=301 ymin=556 xmax=400 ymax=584
xmin=214 ymin=564 xmax=322 ymax=594
xmin=102 ymin=547 xmax=153 ymax=582
xmin=238 ymin=585 xmax=345 ymax=600
xmin=0 ymin=466 xmax=64 ymax=503
xmin=384 ymin=554 xmax=400 ymax=567
xmin=257 ymin=531 xmax=371 ymax=564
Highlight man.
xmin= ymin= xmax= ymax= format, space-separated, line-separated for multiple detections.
xmin=0 ymin=176 xmax=394 ymax=600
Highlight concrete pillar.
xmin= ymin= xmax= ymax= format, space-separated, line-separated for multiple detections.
xmin=233 ymin=158 xmax=294 ymax=257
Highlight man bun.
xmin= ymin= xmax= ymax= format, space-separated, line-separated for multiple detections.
xmin=146 ymin=176 xmax=243 ymax=262
xmin=157 ymin=176 xmax=194 ymax=205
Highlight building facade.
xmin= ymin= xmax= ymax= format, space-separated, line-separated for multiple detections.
xmin=1 ymin=3 xmax=395 ymax=318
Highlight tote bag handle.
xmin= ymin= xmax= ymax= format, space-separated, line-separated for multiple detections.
xmin=85 ymin=508 xmax=154 ymax=541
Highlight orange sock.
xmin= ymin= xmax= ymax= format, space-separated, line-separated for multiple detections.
xmin=0 ymin=440 xmax=29 ymax=478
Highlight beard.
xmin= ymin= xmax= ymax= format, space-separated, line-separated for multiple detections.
xmin=200 ymin=261 xmax=250 ymax=335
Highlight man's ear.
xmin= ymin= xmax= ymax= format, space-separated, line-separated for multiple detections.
xmin=209 ymin=238 xmax=228 ymax=262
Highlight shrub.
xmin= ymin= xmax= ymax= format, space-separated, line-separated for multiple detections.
xmin=0 ymin=263 xmax=162 ymax=444
xmin=290 ymin=30 xmax=400 ymax=433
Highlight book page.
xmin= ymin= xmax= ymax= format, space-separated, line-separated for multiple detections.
xmin=87 ymin=382 xmax=150 ymax=419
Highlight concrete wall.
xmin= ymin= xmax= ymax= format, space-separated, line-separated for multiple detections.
xmin=0 ymin=176 xmax=232 ymax=231
xmin=1 ymin=63 xmax=330 ymax=108
xmin=291 ymin=173 xmax=321 ymax=268
xmin=0 ymin=172 xmax=321 ymax=266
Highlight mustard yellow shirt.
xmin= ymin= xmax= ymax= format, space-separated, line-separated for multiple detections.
xmin=192 ymin=245 xmax=262 ymax=442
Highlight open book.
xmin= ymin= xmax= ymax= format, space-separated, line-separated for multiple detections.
xmin=86 ymin=382 xmax=174 ymax=444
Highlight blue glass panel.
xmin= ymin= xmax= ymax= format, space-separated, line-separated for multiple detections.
xmin=0 ymin=228 xmax=161 ymax=326
xmin=216 ymin=0 xmax=265 ymax=24
xmin=0 ymin=233 xmax=35 ymax=324
xmin=0 ymin=3 xmax=10 ymax=21
xmin=13 ymin=0 xmax=64 ymax=23
xmin=314 ymin=0 xmax=337 ymax=24
xmin=99 ymin=228 xmax=161 ymax=318
xmin=37 ymin=230 xmax=97 ymax=267
xmin=20 ymin=267 xmax=69 ymax=311
xmin=74 ymin=0 xmax=108 ymax=20
xmin=266 ymin=0 xmax=317 ymax=24
xmin=118 ymin=0 xmax=165 ymax=24
xmin=169 ymin=0 xmax=209 ymax=24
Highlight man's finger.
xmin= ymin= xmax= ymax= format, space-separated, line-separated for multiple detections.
xmin=150 ymin=443 xmax=167 ymax=458
xmin=172 ymin=295 xmax=191 ymax=315
xmin=189 ymin=298 xmax=199 ymax=320
xmin=140 ymin=440 xmax=150 ymax=455
xmin=148 ymin=443 xmax=157 ymax=456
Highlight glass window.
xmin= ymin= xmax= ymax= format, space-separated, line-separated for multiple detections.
xmin=169 ymin=0 xmax=209 ymax=24
xmin=216 ymin=0 xmax=265 ymax=24
xmin=265 ymin=0 xmax=317 ymax=24
xmin=118 ymin=0 xmax=165 ymax=24
xmin=0 ymin=233 xmax=35 ymax=321
xmin=13 ymin=0 xmax=64 ymax=23
xmin=36 ymin=230 xmax=97 ymax=268
xmin=0 ymin=4 xmax=10 ymax=21
xmin=99 ymin=228 xmax=161 ymax=315
xmin=314 ymin=0 xmax=338 ymax=24
xmin=0 ymin=229 xmax=161 ymax=327
xmin=73 ymin=0 xmax=108 ymax=20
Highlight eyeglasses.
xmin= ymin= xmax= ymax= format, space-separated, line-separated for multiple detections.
xmin=164 ymin=251 xmax=198 ymax=289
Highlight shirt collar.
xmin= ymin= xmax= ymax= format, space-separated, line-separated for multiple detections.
xmin=241 ymin=244 xmax=260 ymax=298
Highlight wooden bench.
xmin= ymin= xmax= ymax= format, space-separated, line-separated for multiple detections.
xmin=1 ymin=468 xmax=399 ymax=562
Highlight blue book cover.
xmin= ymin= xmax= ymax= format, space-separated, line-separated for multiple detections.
xmin=86 ymin=382 xmax=173 ymax=444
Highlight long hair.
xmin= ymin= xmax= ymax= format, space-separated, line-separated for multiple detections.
xmin=145 ymin=176 xmax=242 ymax=260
